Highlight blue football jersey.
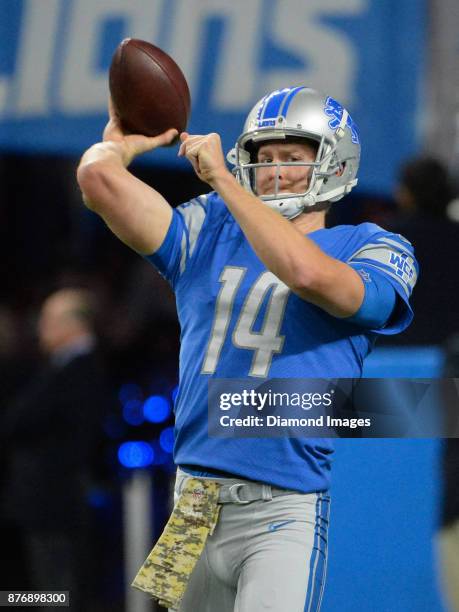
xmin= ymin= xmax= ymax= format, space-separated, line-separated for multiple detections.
xmin=146 ymin=192 xmax=418 ymax=492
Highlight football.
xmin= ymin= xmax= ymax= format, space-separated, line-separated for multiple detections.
xmin=109 ymin=38 xmax=190 ymax=138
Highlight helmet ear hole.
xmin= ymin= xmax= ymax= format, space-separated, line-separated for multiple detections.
xmin=335 ymin=162 xmax=345 ymax=177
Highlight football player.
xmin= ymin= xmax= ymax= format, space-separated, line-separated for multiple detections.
xmin=77 ymin=87 xmax=418 ymax=611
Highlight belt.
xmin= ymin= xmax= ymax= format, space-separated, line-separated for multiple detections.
xmin=131 ymin=476 xmax=299 ymax=608
xmin=177 ymin=468 xmax=298 ymax=505
xmin=217 ymin=481 xmax=297 ymax=504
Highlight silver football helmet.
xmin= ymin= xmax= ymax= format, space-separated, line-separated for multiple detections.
xmin=227 ymin=86 xmax=360 ymax=219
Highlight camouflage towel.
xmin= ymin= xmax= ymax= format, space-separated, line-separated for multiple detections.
xmin=131 ymin=477 xmax=221 ymax=609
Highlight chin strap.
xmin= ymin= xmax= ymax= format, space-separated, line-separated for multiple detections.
xmin=262 ymin=177 xmax=358 ymax=219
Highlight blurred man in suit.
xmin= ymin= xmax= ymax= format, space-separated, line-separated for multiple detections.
xmin=389 ymin=156 xmax=458 ymax=344
xmin=1 ymin=288 xmax=112 ymax=610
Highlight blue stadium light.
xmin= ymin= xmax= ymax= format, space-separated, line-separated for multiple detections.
xmin=118 ymin=383 xmax=143 ymax=405
xmin=143 ymin=395 xmax=171 ymax=423
xmin=122 ymin=399 xmax=144 ymax=426
xmin=159 ymin=426 xmax=174 ymax=454
xmin=118 ymin=441 xmax=154 ymax=468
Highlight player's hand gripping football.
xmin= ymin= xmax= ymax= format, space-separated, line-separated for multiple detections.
xmin=178 ymin=132 xmax=231 ymax=187
xmin=103 ymin=97 xmax=178 ymax=166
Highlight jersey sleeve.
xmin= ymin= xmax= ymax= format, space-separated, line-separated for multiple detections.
xmin=144 ymin=193 xmax=210 ymax=289
xmin=347 ymin=230 xmax=419 ymax=335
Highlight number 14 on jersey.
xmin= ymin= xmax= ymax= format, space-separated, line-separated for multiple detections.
xmin=202 ymin=266 xmax=290 ymax=377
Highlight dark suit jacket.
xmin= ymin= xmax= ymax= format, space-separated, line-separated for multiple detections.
xmin=384 ymin=214 xmax=459 ymax=345
xmin=1 ymin=350 xmax=113 ymax=530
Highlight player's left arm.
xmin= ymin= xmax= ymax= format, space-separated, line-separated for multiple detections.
xmin=179 ymin=132 xmax=365 ymax=318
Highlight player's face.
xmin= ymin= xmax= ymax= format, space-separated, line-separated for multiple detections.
xmin=255 ymin=142 xmax=317 ymax=196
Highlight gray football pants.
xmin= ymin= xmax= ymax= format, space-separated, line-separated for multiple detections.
xmin=172 ymin=469 xmax=330 ymax=612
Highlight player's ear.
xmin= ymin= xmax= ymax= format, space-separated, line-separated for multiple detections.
xmin=335 ymin=162 xmax=345 ymax=177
